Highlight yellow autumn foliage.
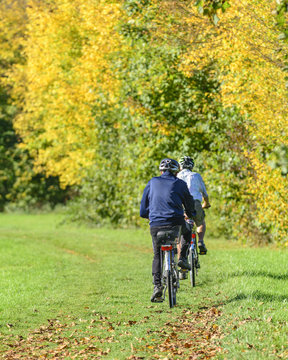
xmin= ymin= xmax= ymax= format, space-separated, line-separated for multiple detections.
xmin=178 ymin=0 xmax=288 ymax=244
xmin=11 ymin=0 xmax=123 ymax=187
xmin=0 ymin=1 xmax=25 ymax=52
xmin=249 ymin=154 xmax=288 ymax=240
xmin=0 ymin=0 xmax=26 ymax=83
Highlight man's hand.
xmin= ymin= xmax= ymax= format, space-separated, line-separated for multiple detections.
xmin=202 ymin=201 xmax=211 ymax=209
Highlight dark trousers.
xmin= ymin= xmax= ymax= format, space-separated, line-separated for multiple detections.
xmin=150 ymin=223 xmax=192 ymax=286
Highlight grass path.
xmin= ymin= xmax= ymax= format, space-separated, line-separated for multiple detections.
xmin=0 ymin=213 xmax=287 ymax=359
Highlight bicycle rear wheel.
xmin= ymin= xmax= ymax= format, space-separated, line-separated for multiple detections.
xmin=189 ymin=250 xmax=196 ymax=287
xmin=172 ymin=266 xmax=178 ymax=305
xmin=169 ymin=251 xmax=178 ymax=307
xmin=167 ymin=270 xmax=175 ymax=308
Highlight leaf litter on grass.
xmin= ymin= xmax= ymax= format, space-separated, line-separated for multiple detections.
xmin=0 ymin=318 xmax=111 ymax=359
xmin=129 ymin=306 xmax=224 ymax=359
xmin=0 ymin=306 xmax=224 ymax=359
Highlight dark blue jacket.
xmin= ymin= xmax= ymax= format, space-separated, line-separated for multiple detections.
xmin=140 ymin=171 xmax=195 ymax=227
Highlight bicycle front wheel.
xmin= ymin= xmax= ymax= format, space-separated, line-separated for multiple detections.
xmin=189 ymin=250 xmax=196 ymax=287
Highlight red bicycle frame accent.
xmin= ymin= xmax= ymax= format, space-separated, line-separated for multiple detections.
xmin=161 ymin=245 xmax=173 ymax=251
xmin=191 ymin=232 xmax=196 ymax=245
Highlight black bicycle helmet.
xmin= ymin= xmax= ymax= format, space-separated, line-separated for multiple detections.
xmin=179 ymin=156 xmax=194 ymax=170
xmin=159 ymin=158 xmax=180 ymax=173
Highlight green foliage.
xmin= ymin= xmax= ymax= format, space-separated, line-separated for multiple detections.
xmin=276 ymin=0 xmax=288 ymax=32
xmin=0 ymin=85 xmax=68 ymax=212
xmin=195 ymin=0 xmax=231 ymax=24
xmin=67 ymin=0 xmax=252 ymax=239
xmin=67 ymin=0 xmax=221 ymax=225
xmin=0 ymin=88 xmax=18 ymax=210
xmin=268 ymin=145 xmax=288 ymax=176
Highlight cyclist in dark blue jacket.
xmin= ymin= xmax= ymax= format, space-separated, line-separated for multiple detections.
xmin=140 ymin=158 xmax=196 ymax=302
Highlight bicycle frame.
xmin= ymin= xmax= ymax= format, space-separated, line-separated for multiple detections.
xmin=191 ymin=232 xmax=197 ymax=250
xmin=187 ymin=219 xmax=198 ymax=254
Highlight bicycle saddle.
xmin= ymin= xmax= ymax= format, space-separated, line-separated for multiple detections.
xmin=156 ymin=230 xmax=176 ymax=243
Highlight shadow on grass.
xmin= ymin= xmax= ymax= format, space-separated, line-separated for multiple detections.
xmin=230 ymin=270 xmax=288 ymax=281
xmin=215 ymin=290 xmax=288 ymax=306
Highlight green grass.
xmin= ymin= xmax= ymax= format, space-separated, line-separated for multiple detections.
xmin=0 ymin=213 xmax=287 ymax=359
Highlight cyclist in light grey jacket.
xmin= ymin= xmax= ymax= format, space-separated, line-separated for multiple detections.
xmin=177 ymin=156 xmax=211 ymax=254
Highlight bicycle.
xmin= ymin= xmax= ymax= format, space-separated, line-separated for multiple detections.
xmin=188 ymin=219 xmax=200 ymax=287
xmin=156 ymin=228 xmax=181 ymax=308
xmin=180 ymin=219 xmax=200 ymax=287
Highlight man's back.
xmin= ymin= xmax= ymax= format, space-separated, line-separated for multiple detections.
xmin=177 ymin=169 xmax=208 ymax=202
xmin=140 ymin=170 xmax=195 ymax=227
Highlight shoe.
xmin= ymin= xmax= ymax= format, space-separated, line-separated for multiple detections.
xmin=198 ymin=243 xmax=207 ymax=255
xmin=178 ymin=257 xmax=191 ymax=270
xmin=179 ymin=270 xmax=188 ymax=280
xmin=151 ymin=285 xmax=163 ymax=302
